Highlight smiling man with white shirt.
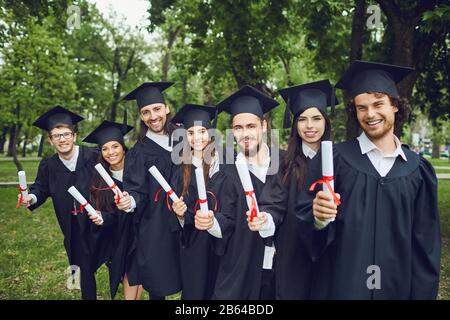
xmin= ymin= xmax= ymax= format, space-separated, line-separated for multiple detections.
xmin=201 ymin=85 xmax=284 ymax=300
xmin=297 ymin=61 xmax=441 ymax=299
xmin=121 ymin=82 xmax=181 ymax=300
xmin=17 ymin=106 xmax=101 ymax=300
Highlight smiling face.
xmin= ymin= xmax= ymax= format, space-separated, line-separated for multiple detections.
xmin=48 ymin=126 xmax=76 ymax=156
xmin=232 ymin=112 xmax=266 ymax=157
xmin=354 ymin=93 xmax=397 ymax=141
xmin=187 ymin=125 xmax=210 ymax=152
xmin=296 ymin=107 xmax=326 ymax=149
xmin=101 ymin=140 xmax=125 ymax=169
xmin=139 ymin=103 xmax=170 ymax=134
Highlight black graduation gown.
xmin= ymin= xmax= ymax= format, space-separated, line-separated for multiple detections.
xmin=171 ymin=163 xmax=227 ymax=300
xmin=212 ymin=150 xmax=285 ymax=300
xmin=89 ymin=178 xmax=136 ymax=299
xmin=259 ymin=158 xmax=318 ymax=299
xmin=296 ymin=139 xmax=441 ymax=299
xmin=123 ymin=136 xmax=181 ymax=296
xmin=28 ymin=146 xmax=105 ymax=271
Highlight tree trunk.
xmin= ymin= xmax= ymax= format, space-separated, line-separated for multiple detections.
xmin=37 ymin=134 xmax=44 ymax=158
xmin=7 ymin=125 xmax=16 ymax=157
xmin=346 ymin=0 xmax=366 ymax=140
xmin=161 ymin=26 xmax=182 ymax=82
xmin=0 ymin=126 xmax=8 ymax=155
xmin=11 ymin=104 xmax=23 ymax=171
xmin=21 ymin=130 xmax=29 ymax=157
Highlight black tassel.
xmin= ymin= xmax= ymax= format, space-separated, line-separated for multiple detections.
xmin=331 ymin=87 xmax=336 ymax=117
xmin=212 ymin=107 xmax=219 ymax=129
xmin=122 ymin=109 xmax=128 ymax=132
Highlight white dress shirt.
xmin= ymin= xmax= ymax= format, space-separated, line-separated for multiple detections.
xmin=315 ymin=132 xmax=407 ymax=230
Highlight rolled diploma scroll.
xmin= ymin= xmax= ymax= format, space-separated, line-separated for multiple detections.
xmin=148 ymin=165 xmax=180 ymax=202
xmin=18 ymin=171 xmax=29 ymax=199
xmin=194 ymin=167 xmax=209 ymax=213
xmin=67 ymin=186 xmax=103 ymax=224
xmin=94 ymin=163 xmax=122 ymax=197
xmin=322 ymin=141 xmax=335 ymax=222
xmin=235 ymin=157 xmax=260 ymax=221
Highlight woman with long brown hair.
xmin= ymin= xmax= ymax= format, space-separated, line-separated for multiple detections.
xmin=83 ymin=120 xmax=144 ymax=300
xmin=259 ymin=80 xmax=336 ymax=299
xmin=170 ymin=104 xmax=230 ymax=299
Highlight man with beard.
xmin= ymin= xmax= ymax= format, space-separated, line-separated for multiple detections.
xmin=195 ymin=85 xmax=284 ymax=299
xmin=17 ymin=106 xmax=101 ymax=300
xmin=296 ymin=61 xmax=441 ymax=299
xmin=120 ymin=82 xmax=181 ymax=300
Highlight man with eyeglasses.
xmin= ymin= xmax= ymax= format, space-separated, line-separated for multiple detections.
xmin=17 ymin=106 xmax=103 ymax=300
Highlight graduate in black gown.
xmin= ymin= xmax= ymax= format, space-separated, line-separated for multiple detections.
xmin=296 ymin=61 xmax=441 ymax=299
xmin=17 ymin=106 xmax=101 ymax=300
xmin=170 ymin=104 xmax=226 ymax=299
xmin=196 ymin=85 xmax=284 ymax=299
xmin=122 ymin=82 xmax=181 ymax=299
xmin=83 ymin=120 xmax=144 ymax=300
xmin=258 ymin=80 xmax=336 ymax=299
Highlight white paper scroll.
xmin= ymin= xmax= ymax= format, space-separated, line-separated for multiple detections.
xmin=321 ymin=141 xmax=335 ymax=222
xmin=148 ymin=165 xmax=180 ymax=202
xmin=194 ymin=167 xmax=209 ymax=213
xmin=235 ymin=157 xmax=260 ymax=220
xmin=94 ymin=163 xmax=122 ymax=197
xmin=18 ymin=171 xmax=28 ymax=199
xmin=67 ymin=186 xmax=103 ymax=225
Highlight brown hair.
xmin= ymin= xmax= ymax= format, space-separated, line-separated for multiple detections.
xmin=346 ymin=92 xmax=410 ymax=135
xmin=281 ymin=109 xmax=331 ymax=191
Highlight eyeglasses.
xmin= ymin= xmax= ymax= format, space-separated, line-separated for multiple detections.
xmin=50 ymin=132 xmax=74 ymax=141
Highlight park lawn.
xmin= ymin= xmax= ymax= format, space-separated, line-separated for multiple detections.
xmin=0 ymin=188 xmax=181 ymax=300
xmin=0 ymin=161 xmax=40 ymax=183
xmin=429 ymin=158 xmax=450 ymax=167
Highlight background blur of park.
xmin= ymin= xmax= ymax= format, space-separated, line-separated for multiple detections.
xmin=0 ymin=0 xmax=448 ymax=299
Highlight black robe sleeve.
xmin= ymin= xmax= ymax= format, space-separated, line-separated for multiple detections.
xmin=123 ymin=147 xmax=149 ymax=214
xmin=411 ymin=158 xmax=441 ymax=299
xmin=28 ymin=157 xmax=51 ymax=211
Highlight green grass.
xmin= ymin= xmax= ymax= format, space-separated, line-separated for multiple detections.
xmin=0 ymin=188 xmax=181 ymax=300
xmin=429 ymin=158 xmax=450 ymax=167
xmin=0 ymin=159 xmax=449 ymax=299
xmin=0 ymin=161 xmax=40 ymax=183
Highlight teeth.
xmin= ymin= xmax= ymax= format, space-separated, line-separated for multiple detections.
xmin=367 ymin=120 xmax=382 ymax=125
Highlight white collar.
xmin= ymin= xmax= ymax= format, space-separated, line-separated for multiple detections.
xmin=192 ymin=152 xmax=220 ymax=178
xmin=302 ymin=143 xmax=317 ymax=159
xmin=110 ymin=168 xmax=123 ymax=182
xmin=236 ymin=143 xmax=271 ymax=183
xmin=59 ymin=145 xmax=79 ymax=172
xmin=146 ymin=129 xmax=172 ymax=152
xmin=357 ymin=131 xmax=407 ymax=161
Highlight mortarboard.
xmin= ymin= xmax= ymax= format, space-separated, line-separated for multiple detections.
xmin=32 ymin=105 xmax=84 ymax=132
xmin=123 ymin=82 xmax=174 ymax=109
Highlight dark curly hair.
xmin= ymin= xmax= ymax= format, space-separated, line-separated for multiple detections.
xmin=346 ymin=92 xmax=411 ymax=136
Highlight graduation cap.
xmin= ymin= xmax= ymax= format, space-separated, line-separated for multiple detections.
xmin=279 ymin=80 xmax=338 ymax=128
xmin=335 ymin=60 xmax=414 ymax=99
xmin=217 ymin=85 xmax=279 ymax=118
xmin=171 ymin=104 xmax=218 ymax=129
xmin=32 ymin=105 xmax=84 ymax=132
xmin=123 ymin=82 xmax=174 ymax=109
xmin=83 ymin=120 xmax=134 ymax=147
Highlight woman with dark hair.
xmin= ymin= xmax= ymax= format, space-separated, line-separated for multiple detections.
xmin=258 ymin=80 xmax=336 ymax=299
xmin=170 ymin=104 xmax=229 ymax=300
xmin=83 ymin=120 xmax=144 ymax=300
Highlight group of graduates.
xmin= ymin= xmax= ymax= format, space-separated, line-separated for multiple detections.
xmin=17 ymin=60 xmax=441 ymax=300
